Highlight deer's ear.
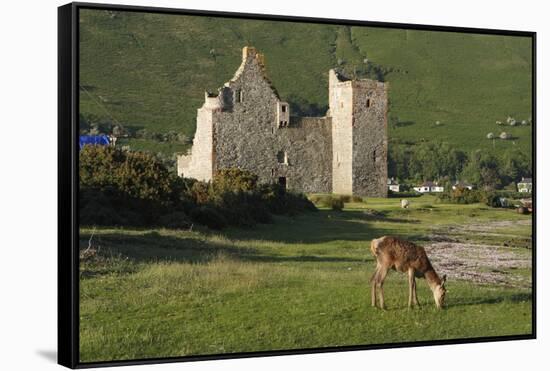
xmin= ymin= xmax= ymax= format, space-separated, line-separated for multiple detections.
xmin=442 ymin=274 xmax=447 ymax=285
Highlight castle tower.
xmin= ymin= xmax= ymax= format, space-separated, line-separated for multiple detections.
xmin=329 ymin=69 xmax=388 ymax=197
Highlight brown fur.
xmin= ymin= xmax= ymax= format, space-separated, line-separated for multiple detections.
xmin=370 ymin=236 xmax=447 ymax=309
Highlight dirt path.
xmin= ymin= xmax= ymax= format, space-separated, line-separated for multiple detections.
xmin=424 ymin=220 xmax=532 ymax=289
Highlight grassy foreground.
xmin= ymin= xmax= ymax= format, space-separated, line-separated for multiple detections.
xmin=79 ymin=195 xmax=532 ymax=362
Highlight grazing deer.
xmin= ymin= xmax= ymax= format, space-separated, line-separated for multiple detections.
xmin=370 ymin=236 xmax=447 ymax=309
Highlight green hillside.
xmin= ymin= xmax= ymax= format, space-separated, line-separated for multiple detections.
xmin=79 ymin=9 xmax=532 ymax=157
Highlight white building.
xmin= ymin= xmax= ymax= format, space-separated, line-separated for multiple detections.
xmin=517 ymin=177 xmax=532 ymax=193
xmin=414 ymin=181 xmax=444 ymax=193
xmin=387 ymin=178 xmax=400 ymax=192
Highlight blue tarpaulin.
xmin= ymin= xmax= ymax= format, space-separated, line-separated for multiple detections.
xmin=79 ymin=135 xmax=111 ymax=150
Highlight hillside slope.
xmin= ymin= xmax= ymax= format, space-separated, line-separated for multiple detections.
xmin=79 ymin=9 xmax=532 ymax=155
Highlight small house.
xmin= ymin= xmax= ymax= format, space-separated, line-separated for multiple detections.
xmin=387 ymin=178 xmax=400 ymax=192
xmin=414 ymin=181 xmax=444 ymax=193
xmin=517 ymin=177 xmax=532 ymax=193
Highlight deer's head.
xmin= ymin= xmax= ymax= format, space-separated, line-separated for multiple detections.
xmin=433 ymin=274 xmax=447 ymax=309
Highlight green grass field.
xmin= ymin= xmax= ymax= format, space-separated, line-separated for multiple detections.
xmin=115 ymin=138 xmax=188 ymax=157
xmin=79 ymin=10 xmax=532 ymax=157
xmin=79 ymin=195 xmax=532 ymax=362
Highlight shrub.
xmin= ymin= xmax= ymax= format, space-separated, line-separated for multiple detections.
xmin=486 ymin=193 xmax=502 ymax=208
xmin=261 ymin=184 xmax=316 ymax=215
xmin=190 ymin=181 xmax=210 ymax=204
xmin=79 ymin=146 xmax=192 ymax=227
xmin=212 ymin=168 xmax=258 ymax=194
xmin=212 ymin=191 xmax=266 ymax=227
xmin=493 ymin=190 xmax=526 ymax=200
xmin=190 ymin=206 xmax=227 ymax=230
xmin=79 ymin=188 xmax=147 ymax=226
xmin=317 ymin=195 xmax=333 ymax=207
xmin=340 ymin=195 xmax=352 ymax=203
xmin=308 ymin=194 xmax=323 ymax=204
xmin=330 ymin=197 xmax=344 ymax=211
xmin=79 ymin=149 xmax=315 ymax=229
xmin=437 ymin=187 xmax=489 ymax=205
xmin=247 ymin=202 xmax=273 ymax=224
xmin=80 ymin=195 xmax=125 ymax=226
xmin=80 ymin=145 xmax=181 ymax=203
xmin=309 ymin=194 xmax=346 ymax=209
xmin=158 ymin=211 xmax=191 ymax=229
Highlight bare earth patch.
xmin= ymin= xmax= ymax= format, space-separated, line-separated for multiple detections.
xmin=424 ymin=220 xmax=532 ymax=289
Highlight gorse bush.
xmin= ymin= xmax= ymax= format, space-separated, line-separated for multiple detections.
xmin=437 ymin=186 xmax=523 ymax=208
xmin=80 ymin=146 xmax=188 ymax=227
xmin=308 ymin=194 xmax=347 ymax=211
xmin=212 ymin=168 xmax=258 ymax=193
xmin=79 ymin=146 xmax=316 ymax=229
xmin=330 ymin=197 xmax=344 ymax=211
xmin=339 ymin=195 xmax=352 ymax=203
xmin=158 ymin=211 xmax=192 ymax=229
xmin=189 ymin=206 xmax=228 ymax=230
xmin=80 ymin=145 xmax=182 ymax=203
xmin=437 ymin=187 xmax=489 ymax=205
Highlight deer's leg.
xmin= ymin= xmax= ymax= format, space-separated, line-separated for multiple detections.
xmin=377 ymin=266 xmax=389 ymax=310
xmin=371 ymin=266 xmax=379 ymax=307
xmin=412 ymin=276 xmax=419 ymax=307
xmin=408 ymin=268 xmax=415 ymax=308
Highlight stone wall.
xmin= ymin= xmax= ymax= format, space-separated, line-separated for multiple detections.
xmin=274 ymin=117 xmax=332 ymax=193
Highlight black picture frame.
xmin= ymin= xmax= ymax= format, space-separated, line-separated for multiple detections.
xmin=58 ymin=2 xmax=537 ymax=368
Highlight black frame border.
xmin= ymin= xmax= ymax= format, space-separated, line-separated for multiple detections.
xmin=58 ymin=2 xmax=537 ymax=369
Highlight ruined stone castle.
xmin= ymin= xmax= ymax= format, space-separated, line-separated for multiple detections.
xmin=177 ymin=46 xmax=388 ymax=197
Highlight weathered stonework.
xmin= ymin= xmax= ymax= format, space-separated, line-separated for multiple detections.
xmin=178 ymin=46 xmax=388 ymax=197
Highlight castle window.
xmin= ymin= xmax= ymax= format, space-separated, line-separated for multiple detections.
xmin=271 ymin=168 xmax=275 ymax=176
xmin=340 ymin=102 xmax=344 ymax=109
xmin=277 ymin=102 xmax=289 ymax=127
xmin=278 ymin=177 xmax=287 ymax=189
xmin=366 ymin=99 xmax=371 ymax=108
xmin=235 ymin=89 xmax=243 ymax=103
xmin=277 ymin=151 xmax=288 ymax=165
xmin=372 ymin=149 xmax=377 ymax=162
